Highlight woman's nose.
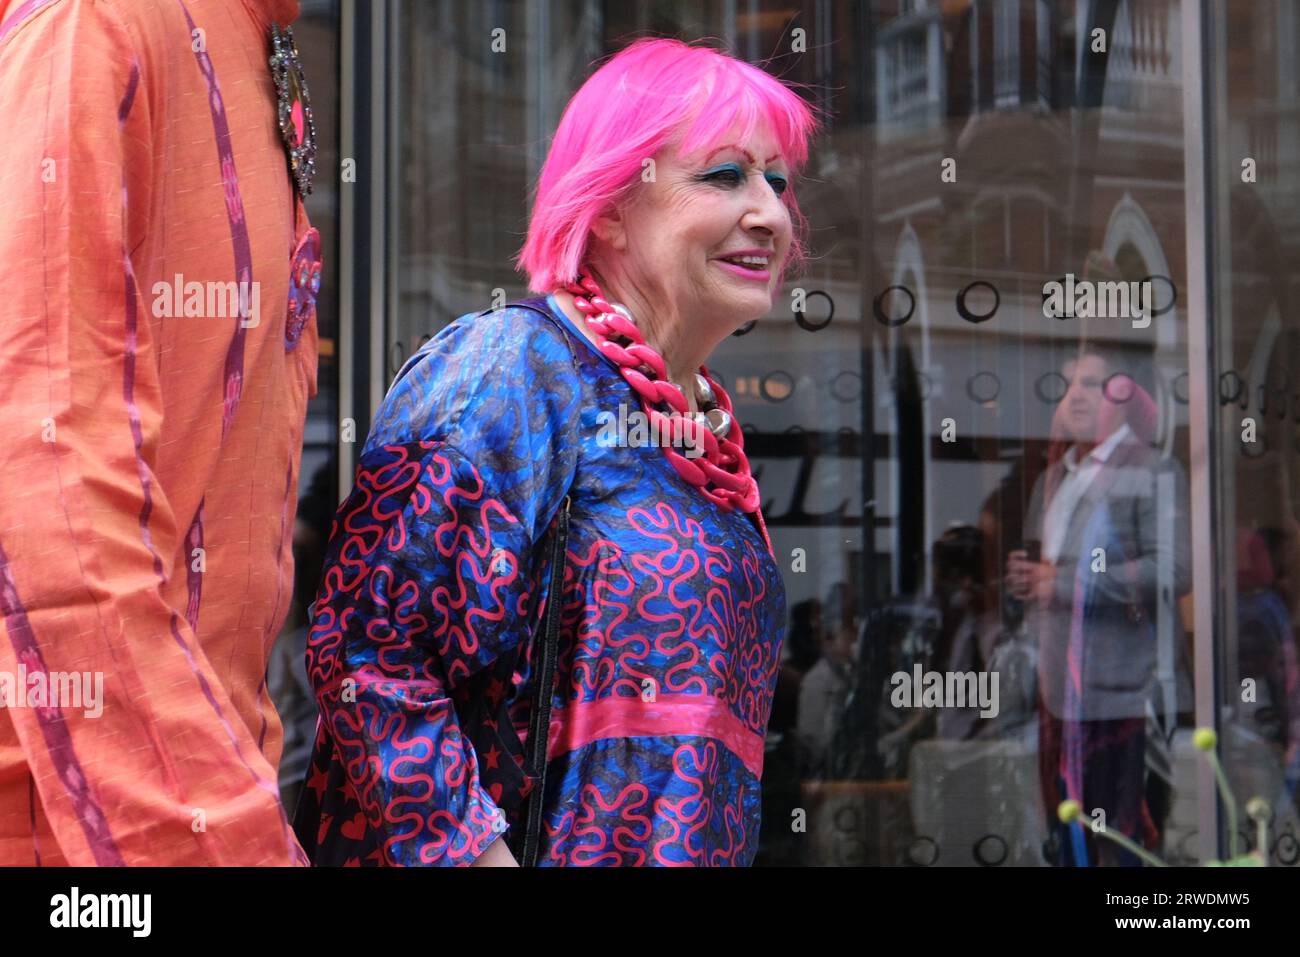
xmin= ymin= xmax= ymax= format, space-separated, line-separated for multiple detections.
xmin=742 ymin=178 xmax=788 ymax=233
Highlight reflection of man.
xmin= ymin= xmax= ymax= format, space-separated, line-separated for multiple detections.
xmin=1007 ymin=347 xmax=1190 ymax=866
xmin=797 ymin=584 xmax=857 ymax=777
xmin=0 ymin=0 xmax=317 ymax=864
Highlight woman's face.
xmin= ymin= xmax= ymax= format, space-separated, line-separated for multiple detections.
xmin=608 ymin=124 xmax=794 ymax=330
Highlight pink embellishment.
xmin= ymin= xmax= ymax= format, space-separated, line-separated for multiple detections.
xmin=286 ymin=228 xmax=322 ymax=350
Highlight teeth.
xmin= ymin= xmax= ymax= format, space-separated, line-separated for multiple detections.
xmin=723 ymin=255 xmax=769 ymax=268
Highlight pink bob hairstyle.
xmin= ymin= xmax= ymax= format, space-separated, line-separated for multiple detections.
xmin=515 ymin=37 xmax=824 ymax=294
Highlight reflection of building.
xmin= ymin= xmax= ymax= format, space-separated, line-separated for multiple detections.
xmin=870 ymin=0 xmax=1186 ymax=604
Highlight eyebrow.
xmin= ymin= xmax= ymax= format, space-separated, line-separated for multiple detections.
xmin=705 ymin=144 xmax=784 ymax=165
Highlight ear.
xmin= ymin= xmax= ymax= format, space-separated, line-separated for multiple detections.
xmin=591 ymin=203 xmax=630 ymax=252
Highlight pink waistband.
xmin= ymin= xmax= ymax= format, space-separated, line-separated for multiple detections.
xmin=546 ymin=692 xmax=766 ymax=778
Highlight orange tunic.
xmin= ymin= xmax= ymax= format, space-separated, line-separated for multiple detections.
xmin=0 ymin=0 xmax=317 ymax=865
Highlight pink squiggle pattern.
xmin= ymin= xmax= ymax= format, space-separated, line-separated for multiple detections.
xmin=619 ymin=502 xmax=778 ymax=732
xmin=307 ymin=442 xmax=525 ymax=865
xmin=659 ymin=742 xmax=748 ymax=867
xmin=548 ymin=501 xmax=778 ymax=737
xmin=546 ymin=780 xmax=654 ymax=866
xmin=542 ymin=741 xmax=749 ymax=867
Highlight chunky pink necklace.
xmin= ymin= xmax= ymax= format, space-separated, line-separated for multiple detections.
xmin=557 ymin=268 xmax=762 ymax=516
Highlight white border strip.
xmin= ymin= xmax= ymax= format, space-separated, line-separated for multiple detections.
xmin=337 ymin=0 xmax=357 ymax=495
xmin=1180 ymin=0 xmax=1221 ymax=864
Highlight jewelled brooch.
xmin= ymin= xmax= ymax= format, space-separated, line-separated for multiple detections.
xmin=269 ymin=24 xmax=317 ymax=199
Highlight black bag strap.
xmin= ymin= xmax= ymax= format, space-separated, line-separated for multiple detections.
xmin=519 ymin=493 xmax=571 ymax=867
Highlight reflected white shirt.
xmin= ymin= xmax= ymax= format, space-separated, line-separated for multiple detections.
xmin=1041 ymin=423 xmax=1132 ymax=563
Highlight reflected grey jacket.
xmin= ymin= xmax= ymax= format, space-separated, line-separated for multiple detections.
xmin=1024 ymin=436 xmax=1192 ymax=721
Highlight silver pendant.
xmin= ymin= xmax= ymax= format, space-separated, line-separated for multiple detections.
xmin=694 ymin=373 xmax=716 ymax=407
xmin=704 ymin=407 xmax=732 ymax=438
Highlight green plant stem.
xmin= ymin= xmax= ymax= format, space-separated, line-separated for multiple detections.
xmin=1204 ymin=750 xmax=1238 ymax=859
xmin=1088 ymin=823 xmax=1168 ymax=868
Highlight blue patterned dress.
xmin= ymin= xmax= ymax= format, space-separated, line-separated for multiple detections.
xmin=293 ymin=295 xmax=786 ymax=866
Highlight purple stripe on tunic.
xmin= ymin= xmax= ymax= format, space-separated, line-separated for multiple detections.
xmin=123 ymin=246 xmax=196 ymax=796
xmin=185 ymin=498 xmax=205 ymax=634
xmin=175 ymin=0 xmax=258 ymax=639
xmin=179 ymin=0 xmax=252 ymax=443
xmin=125 ymin=254 xmax=290 ymax=839
xmin=0 ymin=541 xmax=125 ymax=866
xmin=118 ymin=61 xmax=139 ymax=124
xmin=171 ymin=0 xmax=300 ymax=858
xmin=123 ymin=256 xmax=167 ymax=581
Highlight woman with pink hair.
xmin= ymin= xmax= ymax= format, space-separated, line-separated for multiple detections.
xmin=294 ymin=38 xmax=822 ymax=866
